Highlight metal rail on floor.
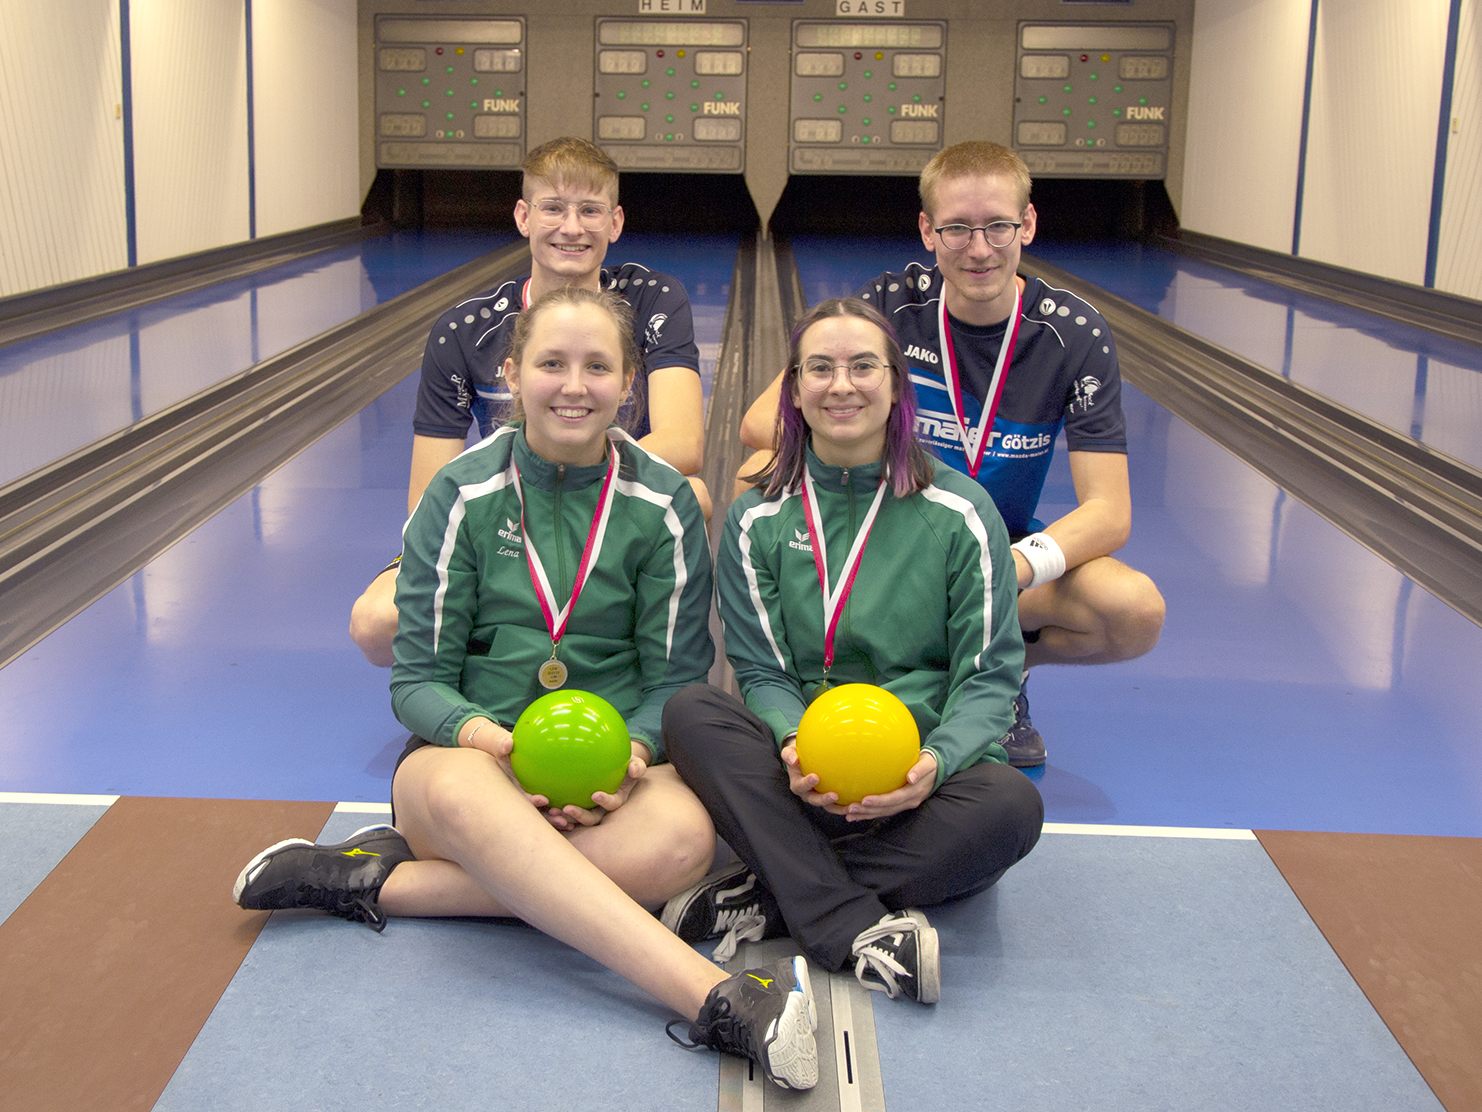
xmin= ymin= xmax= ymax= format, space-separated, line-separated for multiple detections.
xmin=1159 ymin=229 xmax=1482 ymax=348
xmin=1022 ymin=254 xmax=1482 ymax=629
xmin=0 ymin=218 xmax=376 ymax=349
xmin=0 ymin=242 xmax=529 ymax=669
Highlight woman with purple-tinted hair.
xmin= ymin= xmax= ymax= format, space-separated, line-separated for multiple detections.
xmin=658 ymin=298 xmax=1043 ymax=1004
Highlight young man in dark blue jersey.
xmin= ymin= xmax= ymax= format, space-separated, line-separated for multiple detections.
xmin=740 ymin=141 xmax=1164 ymax=766
xmin=350 ymin=137 xmax=707 ymax=666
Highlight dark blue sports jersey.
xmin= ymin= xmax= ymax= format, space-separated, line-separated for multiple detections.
xmin=412 ymin=262 xmax=701 ymax=441
xmin=856 ymin=264 xmax=1126 ymax=535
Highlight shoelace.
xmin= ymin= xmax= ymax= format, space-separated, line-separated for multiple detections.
xmin=664 ymin=997 xmax=756 ymax=1060
xmin=851 ymin=921 xmax=914 ymax=999
xmin=711 ymin=908 xmax=768 ymax=963
xmin=297 ymin=883 xmax=389 ymax=933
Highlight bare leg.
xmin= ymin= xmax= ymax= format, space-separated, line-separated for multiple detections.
xmin=1017 ymin=555 xmax=1165 ymax=666
xmin=383 ymin=746 xmax=726 ymax=1017
xmin=348 ymin=566 xmax=399 ymax=667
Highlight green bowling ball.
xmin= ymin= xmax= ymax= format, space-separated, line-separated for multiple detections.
xmin=510 ymin=690 xmax=630 ymax=809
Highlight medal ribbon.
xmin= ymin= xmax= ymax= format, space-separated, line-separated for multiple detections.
xmin=801 ymin=468 xmax=887 ymax=672
xmin=937 ymin=281 xmax=1023 ymax=478
xmin=510 ymin=440 xmax=618 ymax=651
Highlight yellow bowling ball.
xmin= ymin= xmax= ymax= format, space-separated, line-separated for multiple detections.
xmin=794 ymin=684 xmax=921 ymax=804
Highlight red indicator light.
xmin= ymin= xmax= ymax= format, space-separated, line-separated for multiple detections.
xmin=436 ymin=47 xmax=444 ymax=56
xmin=1080 ymin=53 xmax=1089 ymax=62
xmin=657 ymin=49 xmax=665 ymax=58
xmin=854 ymin=52 xmax=862 ymax=60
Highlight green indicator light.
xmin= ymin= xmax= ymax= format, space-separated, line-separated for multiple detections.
xmin=863 ymin=94 xmax=872 ymax=103
xmin=445 ymin=89 xmax=454 ymax=96
xmin=912 ymin=94 xmax=922 ymax=103
xmin=422 ymin=77 xmax=430 ymax=86
xmin=838 ymin=82 xmax=848 ymax=91
xmin=1062 ymin=108 xmax=1072 ymax=117
xmin=666 ymin=67 xmax=675 ymax=77
xmin=714 ymin=92 xmax=724 ymax=100
xmin=494 ymin=90 xmax=503 ymax=98
xmin=446 ymin=112 xmax=454 ymax=121
xmin=470 ymin=77 xmax=478 ymax=86
xmin=641 ymin=102 xmax=650 ymax=112
xmin=666 ymin=91 xmax=675 ymax=100
xmin=617 ymin=90 xmax=627 ymax=100
xmin=641 ymin=79 xmax=651 ymax=89
xmin=1063 ymin=84 xmax=1072 ymax=94
xmin=1037 ymin=96 xmax=1047 ymax=105
xmin=469 ymin=101 xmax=478 ymax=109
xmin=1087 ymin=119 xmax=1097 ymax=128
xmin=1113 ymin=108 xmax=1123 ymax=117
xmin=813 ymin=93 xmax=823 ymax=102
xmin=421 ymin=100 xmax=431 ymax=109
xmin=691 ymin=79 xmax=699 ymax=89
xmin=838 ymin=105 xmax=847 ymax=113
xmin=1090 ymin=72 xmax=1099 ymax=80
xmin=690 ymin=103 xmax=699 ymax=112
xmin=665 ymin=113 xmax=674 ymax=123
xmin=397 ymin=88 xmax=405 ymax=96
xmin=1114 ymin=85 xmax=1123 ymax=93
xmin=862 ymin=117 xmax=871 ymax=126
xmin=1088 ymin=96 xmax=1097 ymax=105
xmin=1139 ymin=96 xmax=1148 ymax=105
xmin=888 ymin=82 xmax=897 ymax=91
xmin=888 ymin=105 xmax=897 ymax=114
xmin=446 ymin=65 xmax=454 ymax=74
xmin=665 ymin=133 xmax=674 ymax=141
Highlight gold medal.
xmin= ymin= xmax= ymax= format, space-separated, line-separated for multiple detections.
xmin=538 ymin=656 xmax=568 ymax=690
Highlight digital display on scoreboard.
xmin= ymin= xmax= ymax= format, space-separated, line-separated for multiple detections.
xmin=794 ymin=23 xmax=943 ymax=49
xmin=599 ymin=21 xmax=744 ymax=47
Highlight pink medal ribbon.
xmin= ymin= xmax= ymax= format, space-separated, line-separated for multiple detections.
xmin=510 ymin=440 xmax=619 ymax=686
xmin=800 ymin=468 xmax=887 ymax=678
xmin=520 ymin=277 xmax=533 ymax=309
xmin=937 ymin=281 xmax=1023 ymax=478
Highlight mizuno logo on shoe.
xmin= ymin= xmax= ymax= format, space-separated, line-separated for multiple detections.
xmin=341 ymin=848 xmax=382 ymax=858
xmin=746 ymin=974 xmax=774 ymax=988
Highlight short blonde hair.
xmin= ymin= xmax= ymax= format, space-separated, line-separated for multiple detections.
xmin=522 ymin=137 xmax=619 ymax=204
xmin=919 ymin=141 xmax=1032 ymax=215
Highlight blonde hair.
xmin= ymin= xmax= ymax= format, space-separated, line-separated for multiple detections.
xmin=506 ymin=287 xmax=641 ymax=427
xmin=522 ymin=137 xmax=620 ymax=204
xmin=919 ymin=141 xmax=1032 ymax=215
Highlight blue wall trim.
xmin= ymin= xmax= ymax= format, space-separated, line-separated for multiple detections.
xmin=1291 ymin=0 xmax=1321 ymax=257
xmin=245 ymin=0 xmax=257 ymax=240
xmin=1424 ymin=0 xmax=1463 ymax=289
xmin=120 ymin=0 xmax=137 ymax=267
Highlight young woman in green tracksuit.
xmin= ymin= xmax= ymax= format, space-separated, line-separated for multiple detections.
xmin=233 ymin=288 xmax=820 ymax=1091
xmin=661 ymin=297 xmax=1044 ymax=1005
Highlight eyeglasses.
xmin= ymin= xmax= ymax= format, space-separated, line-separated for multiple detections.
xmin=530 ymin=199 xmax=614 ymax=228
xmin=933 ymin=221 xmax=1023 ymax=250
xmin=796 ymin=357 xmax=888 ymax=392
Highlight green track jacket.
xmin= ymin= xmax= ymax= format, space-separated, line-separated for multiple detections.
xmin=719 ymin=449 xmax=1024 ymax=788
xmin=391 ymin=426 xmax=714 ymax=760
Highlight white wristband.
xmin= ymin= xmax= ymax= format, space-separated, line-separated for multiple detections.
xmin=1011 ymin=532 xmax=1067 ymax=590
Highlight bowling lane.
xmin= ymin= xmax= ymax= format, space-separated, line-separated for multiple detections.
xmin=789 ymin=234 xmax=1482 ymax=837
xmin=0 ymin=233 xmax=735 ymax=802
xmin=0 ymin=230 xmax=509 ymax=487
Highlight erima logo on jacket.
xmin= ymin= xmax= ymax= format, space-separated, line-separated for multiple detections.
xmin=787 ymin=528 xmax=813 ymax=553
xmin=497 ymin=518 xmax=522 ymax=543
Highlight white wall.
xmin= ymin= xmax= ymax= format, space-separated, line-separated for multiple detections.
xmin=1181 ymin=0 xmax=1309 ymax=253
xmin=1299 ymin=0 xmax=1448 ymax=284
xmin=253 ymin=0 xmax=360 ymax=237
xmin=130 ymin=0 xmax=251 ymax=265
xmin=1434 ymin=0 xmax=1481 ymax=298
xmin=0 ymin=2 xmax=128 ymax=296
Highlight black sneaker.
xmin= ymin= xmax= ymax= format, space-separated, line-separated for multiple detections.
xmin=666 ymin=956 xmax=819 ymax=1090
xmin=1000 ymin=677 xmax=1047 ymax=767
xmin=233 ymin=824 xmax=414 ymax=933
xmin=660 ymin=865 xmax=785 ymax=962
xmin=851 ymin=909 xmax=940 ymax=1004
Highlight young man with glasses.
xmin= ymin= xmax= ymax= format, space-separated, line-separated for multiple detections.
xmin=350 ymin=136 xmax=705 ymax=666
xmin=740 ymin=141 xmax=1164 ymax=766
